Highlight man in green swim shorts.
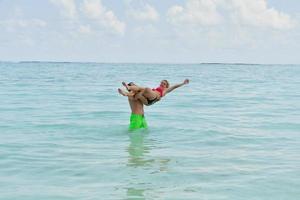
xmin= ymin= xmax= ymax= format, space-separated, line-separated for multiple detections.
xmin=127 ymin=83 xmax=148 ymax=130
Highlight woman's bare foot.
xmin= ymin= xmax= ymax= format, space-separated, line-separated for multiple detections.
xmin=118 ymin=88 xmax=127 ymax=96
xmin=118 ymin=88 xmax=134 ymax=97
xmin=122 ymin=82 xmax=130 ymax=91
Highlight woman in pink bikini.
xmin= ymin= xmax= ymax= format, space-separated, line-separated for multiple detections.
xmin=118 ymin=79 xmax=189 ymax=106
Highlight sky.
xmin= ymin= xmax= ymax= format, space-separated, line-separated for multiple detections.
xmin=0 ymin=0 xmax=300 ymax=64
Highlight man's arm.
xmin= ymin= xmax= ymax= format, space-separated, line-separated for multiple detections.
xmin=165 ymin=79 xmax=189 ymax=95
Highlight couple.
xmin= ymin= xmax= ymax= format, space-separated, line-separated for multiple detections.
xmin=119 ymin=79 xmax=189 ymax=130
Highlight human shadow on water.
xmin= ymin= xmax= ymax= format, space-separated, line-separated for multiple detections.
xmin=125 ymin=129 xmax=171 ymax=200
xmin=125 ymin=130 xmax=150 ymax=200
xmin=127 ymin=130 xmax=154 ymax=167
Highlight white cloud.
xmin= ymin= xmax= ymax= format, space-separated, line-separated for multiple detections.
xmin=50 ymin=0 xmax=77 ymax=19
xmin=81 ymin=0 xmax=125 ymax=35
xmin=81 ymin=0 xmax=104 ymax=18
xmin=167 ymin=0 xmax=222 ymax=26
xmin=229 ymin=0 xmax=296 ymax=29
xmin=127 ymin=4 xmax=159 ymax=22
xmin=167 ymin=0 xmax=296 ymax=30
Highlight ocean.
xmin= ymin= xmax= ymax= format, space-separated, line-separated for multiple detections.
xmin=0 ymin=62 xmax=299 ymax=199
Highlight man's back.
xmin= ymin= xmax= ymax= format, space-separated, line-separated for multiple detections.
xmin=128 ymin=97 xmax=144 ymax=115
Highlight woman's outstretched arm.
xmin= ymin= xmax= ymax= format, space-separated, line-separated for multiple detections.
xmin=165 ymin=79 xmax=189 ymax=95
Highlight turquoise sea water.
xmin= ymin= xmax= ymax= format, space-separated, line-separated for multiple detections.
xmin=0 ymin=62 xmax=299 ymax=200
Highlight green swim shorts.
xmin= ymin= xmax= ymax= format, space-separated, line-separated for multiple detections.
xmin=129 ymin=113 xmax=148 ymax=130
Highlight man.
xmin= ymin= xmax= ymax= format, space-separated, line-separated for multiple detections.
xmin=126 ymin=82 xmax=148 ymax=130
xmin=128 ymin=96 xmax=148 ymax=130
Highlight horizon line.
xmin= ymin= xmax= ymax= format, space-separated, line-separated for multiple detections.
xmin=0 ymin=60 xmax=299 ymax=66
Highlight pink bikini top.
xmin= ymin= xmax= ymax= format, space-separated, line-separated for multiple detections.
xmin=152 ymin=86 xmax=164 ymax=97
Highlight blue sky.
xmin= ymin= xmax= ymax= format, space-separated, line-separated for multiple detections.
xmin=0 ymin=0 xmax=299 ymax=64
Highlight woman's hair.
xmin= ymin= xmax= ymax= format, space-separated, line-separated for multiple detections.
xmin=162 ymin=80 xmax=169 ymax=88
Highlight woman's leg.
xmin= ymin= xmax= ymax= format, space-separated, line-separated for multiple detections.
xmin=122 ymin=82 xmax=145 ymax=93
xmin=133 ymin=88 xmax=160 ymax=106
xmin=140 ymin=88 xmax=159 ymax=100
xmin=122 ymin=82 xmax=159 ymax=102
xmin=127 ymin=85 xmax=145 ymax=93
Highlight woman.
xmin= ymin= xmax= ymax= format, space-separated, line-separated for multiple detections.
xmin=118 ymin=79 xmax=189 ymax=106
